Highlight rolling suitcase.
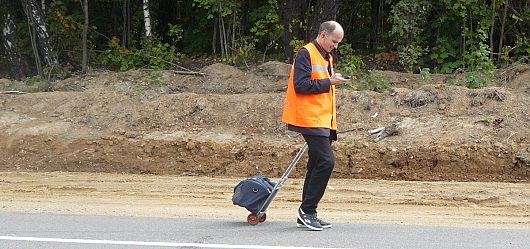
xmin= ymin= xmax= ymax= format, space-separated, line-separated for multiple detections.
xmin=232 ymin=143 xmax=307 ymax=225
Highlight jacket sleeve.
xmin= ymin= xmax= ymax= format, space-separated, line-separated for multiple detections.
xmin=293 ymin=49 xmax=331 ymax=94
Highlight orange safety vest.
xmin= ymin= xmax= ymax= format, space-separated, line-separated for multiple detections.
xmin=282 ymin=42 xmax=337 ymax=130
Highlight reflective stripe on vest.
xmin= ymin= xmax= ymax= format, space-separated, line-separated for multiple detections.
xmin=281 ymin=43 xmax=337 ymax=130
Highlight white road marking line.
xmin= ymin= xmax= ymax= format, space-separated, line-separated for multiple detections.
xmin=0 ymin=236 xmax=348 ymax=249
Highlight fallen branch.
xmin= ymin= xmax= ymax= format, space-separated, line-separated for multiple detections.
xmin=506 ymin=132 xmax=516 ymax=143
xmin=368 ymin=127 xmax=384 ymax=135
xmin=171 ymin=70 xmax=206 ymax=76
xmin=142 ymin=54 xmax=198 ymax=73
xmin=141 ymin=68 xmax=205 ymax=77
xmin=369 ymin=123 xmax=400 ymax=142
xmin=0 ymin=91 xmax=27 ymax=94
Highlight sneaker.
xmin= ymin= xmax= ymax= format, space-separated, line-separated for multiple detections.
xmin=297 ymin=217 xmax=332 ymax=229
xmin=297 ymin=208 xmax=323 ymax=231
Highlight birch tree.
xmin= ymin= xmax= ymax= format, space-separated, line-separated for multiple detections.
xmin=1 ymin=0 xmax=25 ymax=79
xmin=143 ymin=0 xmax=152 ymax=38
xmin=20 ymin=0 xmax=58 ymax=74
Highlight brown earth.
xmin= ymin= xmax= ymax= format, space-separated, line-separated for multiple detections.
xmin=1 ymin=172 xmax=529 ymax=228
xmin=1 ymin=61 xmax=529 ymax=228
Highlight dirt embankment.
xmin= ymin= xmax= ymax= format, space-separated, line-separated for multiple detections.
xmin=0 ymin=62 xmax=529 ymax=182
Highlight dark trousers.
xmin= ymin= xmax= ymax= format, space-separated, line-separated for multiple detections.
xmin=300 ymin=134 xmax=335 ymax=214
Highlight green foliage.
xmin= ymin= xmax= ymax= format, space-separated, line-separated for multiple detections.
xmin=290 ymin=39 xmax=305 ymax=53
xmin=480 ymin=116 xmax=493 ymax=126
xmin=335 ymin=43 xmax=364 ymax=79
xmin=430 ymin=38 xmax=462 ymax=73
xmin=24 ymin=75 xmax=45 ymax=86
xmin=428 ymin=0 xmax=495 ymax=73
xmin=397 ymin=44 xmax=427 ymax=72
xmin=343 ymin=139 xmax=355 ymax=145
xmin=192 ymin=0 xmax=238 ymax=19
xmin=343 ymin=71 xmax=390 ymax=93
xmin=7 ymin=0 xmax=530 ymax=77
xmin=100 ymin=36 xmax=182 ymax=71
xmin=389 ymin=0 xmax=431 ymax=71
xmin=513 ymin=34 xmax=530 ymax=61
xmin=419 ymin=68 xmax=431 ymax=84
xmin=48 ymin=0 xmax=95 ymax=70
xmin=446 ymin=79 xmax=460 ymax=86
xmin=100 ymin=37 xmax=139 ymax=71
xmin=143 ymin=38 xmax=181 ymax=69
xmin=363 ymin=71 xmax=390 ymax=93
xmin=23 ymin=75 xmax=50 ymax=92
xmin=148 ymin=71 xmax=162 ymax=86
xmin=226 ymin=37 xmax=256 ymax=67
xmin=465 ymin=74 xmax=487 ymax=89
xmin=167 ymin=24 xmax=184 ymax=44
xmin=249 ymin=0 xmax=280 ymax=41
xmin=248 ymin=0 xmax=282 ymax=56
xmin=445 ymin=71 xmax=491 ymax=89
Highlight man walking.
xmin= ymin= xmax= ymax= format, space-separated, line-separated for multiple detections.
xmin=282 ymin=20 xmax=349 ymax=231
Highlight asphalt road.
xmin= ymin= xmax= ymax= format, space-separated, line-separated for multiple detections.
xmin=0 ymin=212 xmax=528 ymax=249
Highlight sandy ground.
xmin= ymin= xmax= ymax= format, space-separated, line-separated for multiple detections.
xmin=1 ymin=171 xmax=529 ymax=229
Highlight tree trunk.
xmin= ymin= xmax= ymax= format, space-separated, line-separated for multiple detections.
xmin=498 ymin=2 xmax=508 ymax=61
xmin=232 ymin=4 xmax=236 ymax=56
xmin=212 ymin=17 xmax=217 ymax=55
xmin=122 ymin=0 xmax=131 ymax=48
xmin=81 ymin=0 xmax=88 ymax=73
xmin=20 ymin=0 xmax=58 ymax=71
xmin=219 ymin=15 xmax=225 ymax=59
xmin=27 ymin=14 xmax=42 ymax=76
xmin=489 ymin=0 xmax=496 ymax=61
xmin=370 ymin=0 xmax=380 ymax=49
xmin=306 ymin=0 xmax=342 ymax=41
xmin=279 ymin=0 xmax=307 ymax=61
xmin=142 ymin=0 xmax=152 ymax=38
xmin=1 ymin=0 xmax=25 ymax=80
xmin=218 ymin=0 xmax=228 ymax=59
xmin=220 ymin=13 xmax=228 ymax=58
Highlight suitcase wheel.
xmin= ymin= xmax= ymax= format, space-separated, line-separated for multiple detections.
xmin=259 ymin=213 xmax=267 ymax=223
xmin=247 ymin=213 xmax=259 ymax=225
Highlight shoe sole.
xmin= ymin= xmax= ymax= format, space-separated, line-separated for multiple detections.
xmin=297 ymin=213 xmax=323 ymax=231
xmin=297 ymin=223 xmax=332 ymax=229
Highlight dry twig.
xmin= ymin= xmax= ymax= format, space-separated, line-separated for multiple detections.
xmin=0 ymin=91 xmax=27 ymax=94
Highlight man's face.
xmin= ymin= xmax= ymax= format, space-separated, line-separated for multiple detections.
xmin=320 ymin=30 xmax=343 ymax=53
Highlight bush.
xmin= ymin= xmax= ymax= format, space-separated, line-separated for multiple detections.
xmin=335 ymin=43 xmax=364 ymax=79
xmin=100 ymin=37 xmax=182 ymax=71
xmin=342 ymin=71 xmax=389 ymax=93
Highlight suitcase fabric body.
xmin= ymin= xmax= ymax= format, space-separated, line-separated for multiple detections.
xmin=232 ymin=143 xmax=307 ymax=225
xmin=232 ymin=174 xmax=276 ymax=213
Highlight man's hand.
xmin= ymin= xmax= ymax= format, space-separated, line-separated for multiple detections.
xmin=330 ymin=73 xmax=350 ymax=85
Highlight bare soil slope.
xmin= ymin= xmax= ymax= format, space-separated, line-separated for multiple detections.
xmin=1 ymin=62 xmax=529 ymax=181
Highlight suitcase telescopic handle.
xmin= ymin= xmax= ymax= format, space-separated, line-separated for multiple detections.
xmin=257 ymin=143 xmax=308 ymax=215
